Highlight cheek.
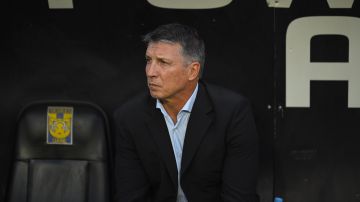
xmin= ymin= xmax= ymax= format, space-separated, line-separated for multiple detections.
xmin=174 ymin=71 xmax=188 ymax=84
xmin=164 ymin=72 xmax=183 ymax=86
xmin=160 ymin=68 xmax=188 ymax=89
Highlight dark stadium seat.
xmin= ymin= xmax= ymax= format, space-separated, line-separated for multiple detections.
xmin=6 ymin=101 xmax=112 ymax=202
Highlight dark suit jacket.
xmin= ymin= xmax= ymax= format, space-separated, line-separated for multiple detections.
xmin=114 ymin=81 xmax=259 ymax=202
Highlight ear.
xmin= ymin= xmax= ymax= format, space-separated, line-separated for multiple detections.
xmin=188 ymin=62 xmax=201 ymax=81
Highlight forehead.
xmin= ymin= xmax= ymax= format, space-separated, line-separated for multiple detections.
xmin=146 ymin=41 xmax=183 ymax=57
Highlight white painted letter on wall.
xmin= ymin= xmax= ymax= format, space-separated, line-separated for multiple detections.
xmin=266 ymin=0 xmax=355 ymax=8
xmin=147 ymin=0 xmax=232 ymax=9
xmin=327 ymin=0 xmax=354 ymax=8
xmin=286 ymin=16 xmax=360 ymax=108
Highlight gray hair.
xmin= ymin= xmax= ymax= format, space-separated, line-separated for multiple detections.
xmin=143 ymin=23 xmax=205 ymax=76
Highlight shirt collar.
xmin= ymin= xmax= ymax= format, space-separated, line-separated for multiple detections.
xmin=156 ymin=83 xmax=199 ymax=113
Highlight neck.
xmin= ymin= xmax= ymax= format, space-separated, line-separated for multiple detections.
xmin=161 ymin=82 xmax=197 ymax=123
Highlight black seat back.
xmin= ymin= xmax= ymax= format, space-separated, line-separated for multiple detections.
xmin=7 ymin=101 xmax=111 ymax=202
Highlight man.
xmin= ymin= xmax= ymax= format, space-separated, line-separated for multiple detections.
xmin=114 ymin=23 xmax=259 ymax=202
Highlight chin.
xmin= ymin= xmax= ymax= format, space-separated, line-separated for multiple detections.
xmin=149 ymin=91 xmax=162 ymax=99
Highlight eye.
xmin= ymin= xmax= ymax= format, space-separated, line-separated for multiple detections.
xmin=145 ymin=57 xmax=152 ymax=64
xmin=159 ymin=59 xmax=170 ymax=66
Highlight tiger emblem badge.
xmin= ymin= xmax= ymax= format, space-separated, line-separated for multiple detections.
xmin=47 ymin=106 xmax=73 ymax=145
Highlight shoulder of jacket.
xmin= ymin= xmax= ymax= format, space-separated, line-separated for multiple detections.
xmin=113 ymin=91 xmax=149 ymax=120
xmin=202 ymin=81 xmax=248 ymax=105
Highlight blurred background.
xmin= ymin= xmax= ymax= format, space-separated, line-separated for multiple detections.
xmin=1 ymin=0 xmax=360 ymax=201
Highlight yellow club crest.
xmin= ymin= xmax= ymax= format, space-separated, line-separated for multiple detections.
xmin=47 ymin=106 xmax=73 ymax=145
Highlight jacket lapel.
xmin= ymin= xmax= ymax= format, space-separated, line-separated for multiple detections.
xmin=145 ymin=98 xmax=178 ymax=189
xmin=181 ymin=82 xmax=214 ymax=175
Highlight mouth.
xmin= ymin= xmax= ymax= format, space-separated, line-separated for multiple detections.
xmin=148 ymin=83 xmax=161 ymax=90
xmin=148 ymin=82 xmax=160 ymax=87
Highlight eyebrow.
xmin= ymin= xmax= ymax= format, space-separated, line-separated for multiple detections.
xmin=145 ymin=54 xmax=171 ymax=62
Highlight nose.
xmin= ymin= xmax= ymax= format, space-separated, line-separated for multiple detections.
xmin=146 ymin=61 xmax=158 ymax=77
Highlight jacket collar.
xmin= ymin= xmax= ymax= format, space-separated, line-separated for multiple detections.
xmin=181 ymin=81 xmax=213 ymax=175
xmin=144 ymin=81 xmax=214 ymax=188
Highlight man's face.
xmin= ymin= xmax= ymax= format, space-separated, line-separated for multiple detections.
xmin=145 ymin=41 xmax=195 ymax=101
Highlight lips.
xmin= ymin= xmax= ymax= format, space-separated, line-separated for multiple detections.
xmin=148 ymin=83 xmax=161 ymax=90
xmin=148 ymin=82 xmax=160 ymax=87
